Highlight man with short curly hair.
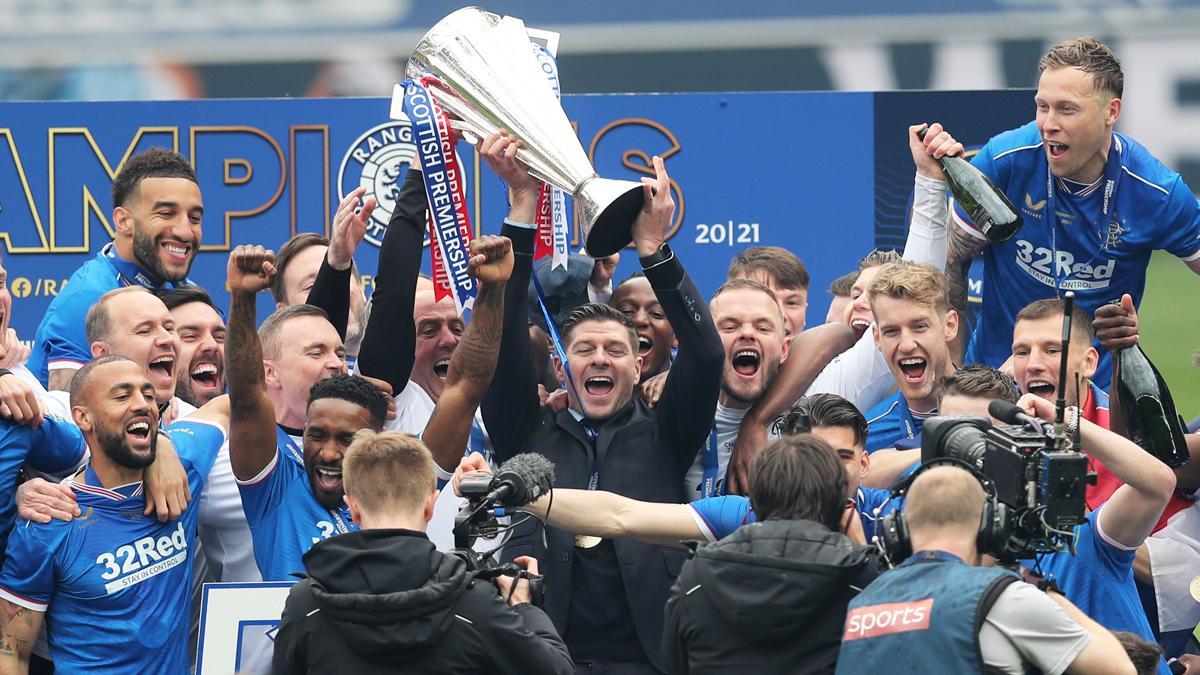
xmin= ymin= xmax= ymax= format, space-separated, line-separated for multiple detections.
xmin=30 ymin=148 xmax=203 ymax=392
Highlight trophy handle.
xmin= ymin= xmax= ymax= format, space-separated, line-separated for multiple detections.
xmin=448 ymin=120 xmax=482 ymax=146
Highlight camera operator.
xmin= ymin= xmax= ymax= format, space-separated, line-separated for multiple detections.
xmin=1014 ymin=392 xmax=1177 ymax=674
xmin=836 ymin=464 xmax=1133 ymax=674
xmin=271 ymin=430 xmax=573 ymax=675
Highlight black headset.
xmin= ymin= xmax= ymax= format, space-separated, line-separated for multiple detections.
xmin=875 ymin=457 xmax=1011 ymax=566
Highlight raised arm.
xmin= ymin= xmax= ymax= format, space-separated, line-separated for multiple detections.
xmin=225 ymin=246 xmax=282 ymax=482
xmin=637 ymin=157 xmax=724 ymax=467
xmin=422 ymin=236 xmax=513 ymax=472
xmin=1019 ymin=393 xmax=1175 ymax=549
xmin=478 ymin=132 xmax=542 ymax=461
xmin=0 ymin=600 xmax=43 ymax=675
xmin=304 ymin=187 xmax=373 ymax=340
xmin=357 ymin=169 xmax=427 ymax=391
xmin=904 ymin=123 xmax=961 ymax=272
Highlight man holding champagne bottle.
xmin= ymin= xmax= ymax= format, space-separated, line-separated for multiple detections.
xmin=916 ymin=37 xmax=1200 ymax=392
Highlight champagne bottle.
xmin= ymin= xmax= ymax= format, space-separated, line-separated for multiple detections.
xmin=918 ymin=127 xmax=1023 ymax=244
xmin=1116 ymin=342 xmax=1190 ymax=468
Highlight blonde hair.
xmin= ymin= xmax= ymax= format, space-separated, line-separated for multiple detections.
xmin=342 ymin=430 xmax=437 ymax=515
xmin=866 ymin=260 xmax=949 ymax=314
xmin=1040 ymin=36 xmax=1123 ymax=99
xmin=906 ymin=466 xmax=986 ymax=537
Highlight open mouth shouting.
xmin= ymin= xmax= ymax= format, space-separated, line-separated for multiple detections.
xmin=148 ymin=353 xmax=175 ymax=388
xmin=124 ymin=415 xmax=154 ymax=450
xmin=1046 ymin=140 xmax=1069 ymax=161
xmin=1025 ymin=378 xmax=1056 ymax=399
xmin=897 ymin=357 xmax=928 ymax=384
xmin=637 ymin=334 xmax=653 ymax=358
xmin=313 ymin=463 xmax=343 ymax=492
xmin=433 ymin=357 xmax=450 ymax=379
xmin=189 ymin=358 xmax=223 ymax=394
xmin=731 ymin=348 xmax=761 ymax=379
xmin=584 ymin=374 xmax=614 ymax=397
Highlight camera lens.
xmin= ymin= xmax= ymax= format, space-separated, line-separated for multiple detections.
xmin=921 ymin=417 xmax=989 ymax=468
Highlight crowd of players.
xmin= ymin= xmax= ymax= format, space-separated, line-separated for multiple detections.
xmin=0 ymin=35 xmax=1198 ymax=675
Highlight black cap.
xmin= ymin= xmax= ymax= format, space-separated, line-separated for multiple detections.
xmin=528 ymin=254 xmax=596 ymax=333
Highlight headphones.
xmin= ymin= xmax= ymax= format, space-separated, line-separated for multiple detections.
xmin=875 ymin=457 xmax=1011 ymax=566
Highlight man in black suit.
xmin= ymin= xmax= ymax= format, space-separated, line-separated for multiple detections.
xmin=479 ymin=132 xmax=723 ymax=674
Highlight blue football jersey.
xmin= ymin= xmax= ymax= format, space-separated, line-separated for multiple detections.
xmin=688 ymin=495 xmax=755 ymax=541
xmin=29 ymin=244 xmax=184 ymax=386
xmin=1028 ymin=509 xmax=1170 ymax=675
xmin=864 ymin=391 xmax=925 ymax=454
xmin=0 ymin=415 xmax=87 ymax=559
xmin=954 ymin=122 xmax=1200 ymax=388
xmin=687 ymin=491 xmax=891 ymax=542
xmin=0 ymin=418 xmax=223 ymax=675
xmin=236 ymin=429 xmax=358 ymax=581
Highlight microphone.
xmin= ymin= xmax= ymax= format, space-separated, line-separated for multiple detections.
xmin=988 ymin=399 xmax=1045 ymax=433
xmin=484 ymin=453 xmax=556 ymax=507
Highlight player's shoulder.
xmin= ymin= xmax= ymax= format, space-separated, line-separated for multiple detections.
xmin=7 ymin=512 xmax=75 ymax=551
xmin=1114 ymin=133 xmax=1182 ymax=201
xmin=865 ymin=391 xmax=904 ymax=425
xmin=165 ymin=417 xmax=228 ymax=447
xmin=61 ymin=252 xmax=119 ymax=295
xmin=981 ymin=121 xmax=1044 ymax=162
xmin=42 ymin=253 xmax=118 ymax=315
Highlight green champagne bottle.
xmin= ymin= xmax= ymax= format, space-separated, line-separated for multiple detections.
xmin=918 ymin=127 xmax=1023 ymax=244
xmin=1116 ymin=342 xmax=1190 ymax=468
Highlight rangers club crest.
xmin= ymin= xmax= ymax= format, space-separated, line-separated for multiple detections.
xmin=338 ymin=121 xmax=420 ymax=247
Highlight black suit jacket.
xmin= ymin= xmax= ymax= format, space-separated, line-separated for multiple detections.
xmin=482 ymin=222 xmax=723 ymax=671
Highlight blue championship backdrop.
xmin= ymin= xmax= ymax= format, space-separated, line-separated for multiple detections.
xmin=0 ymin=90 xmax=1031 ymax=338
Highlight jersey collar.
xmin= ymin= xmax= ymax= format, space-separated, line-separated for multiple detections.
xmin=71 ymin=464 xmax=145 ymax=501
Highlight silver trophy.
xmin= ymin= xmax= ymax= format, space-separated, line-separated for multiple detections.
xmin=405 ymin=6 xmax=643 ymax=257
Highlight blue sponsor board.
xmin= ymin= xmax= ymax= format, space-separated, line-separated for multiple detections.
xmin=0 ymin=90 xmax=1030 ymax=338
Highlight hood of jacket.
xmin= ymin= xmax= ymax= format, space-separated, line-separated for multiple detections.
xmin=300 ymin=529 xmax=472 ymax=658
xmin=692 ymin=518 xmax=877 ymax=642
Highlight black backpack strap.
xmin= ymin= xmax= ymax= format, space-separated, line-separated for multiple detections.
xmin=974 ymin=574 xmax=1028 ymax=675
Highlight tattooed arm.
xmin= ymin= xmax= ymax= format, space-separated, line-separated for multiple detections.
xmin=0 ymin=600 xmax=42 ymax=675
xmin=422 ymin=236 xmax=514 ymax=472
xmin=945 ymin=218 xmax=988 ymax=351
xmin=225 ymin=246 xmax=282 ymax=482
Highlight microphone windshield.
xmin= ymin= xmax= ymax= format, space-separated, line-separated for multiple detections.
xmin=493 ymin=453 xmax=556 ymax=506
xmin=987 ymin=399 xmax=1024 ymax=425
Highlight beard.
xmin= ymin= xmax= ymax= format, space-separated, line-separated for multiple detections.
xmin=132 ymin=224 xmax=189 ymax=282
xmin=97 ymin=424 xmax=156 ymax=470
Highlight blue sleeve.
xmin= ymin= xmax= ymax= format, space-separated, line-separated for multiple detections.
xmin=0 ymin=521 xmax=58 ymax=611
xmin=689 ymin=495 xmax=752 ymax=540
xmin=235 ymin=450 xmax=301 ymax=528
xmin=163 ymin=419 xmax=225 ymax=479
xmin=1160 ymin=178 xmax=1200 ymax=259
xmin=36 ymin=298 xmax=94 ymax=371
xmin=1085 ymin=509 xmax=1136 ymax=576
xmin=865 ymin=416 xmax=898 ymax=454
xmin=24 ymin=415 xmax=86 ymax=475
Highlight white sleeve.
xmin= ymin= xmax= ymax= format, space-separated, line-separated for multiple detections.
xmin=802 ymin=330 xmax=894 ymax=412
xmin=1147 ymin=505 xmax=1200 ymax=631
xmin=979 ymin=582 xmax=1091 ymax=675
xmin=902 ymin=172 xmax=949 ymax=272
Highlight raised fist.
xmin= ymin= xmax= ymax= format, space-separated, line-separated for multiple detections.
xmin=227 ymin=245 xmax=277 ymax=295
xmin=467 ymin=235 xmax=514 ymax=287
